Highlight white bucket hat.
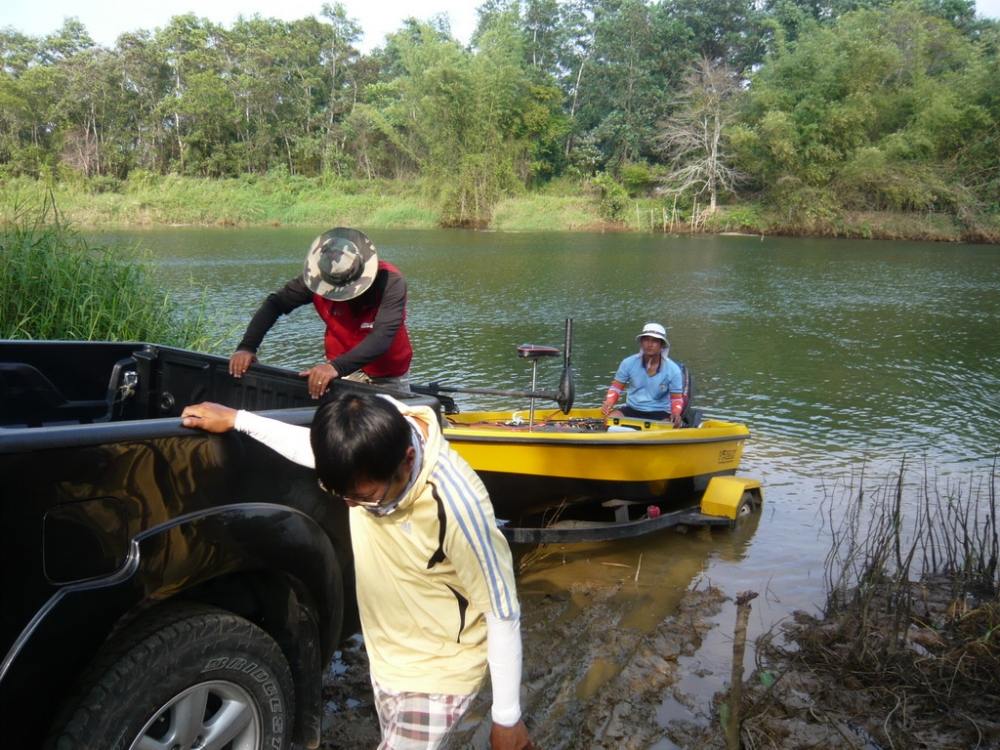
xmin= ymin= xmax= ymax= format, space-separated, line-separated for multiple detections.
xmin=303 ymin=227 xmax=378 ymax=301
xmin=635 ymin=322 xmax=669 ymax=345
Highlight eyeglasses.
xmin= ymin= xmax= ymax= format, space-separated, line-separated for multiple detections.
xmin=318 ymin=474 xmax=396 ymax=508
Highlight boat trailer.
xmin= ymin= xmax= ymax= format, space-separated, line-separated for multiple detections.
xmin=498 ymin=476 xmax=763 ymax=544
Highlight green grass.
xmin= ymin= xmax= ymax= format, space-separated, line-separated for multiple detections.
xmin=2 ymin=175 xmax=997 ymax=243
xmin=0 ymin=175 xmax=442 ymax=228
xmin=367 ymin=203 xmax=439 ymax=229
xmin=0 ymin=203 xmax=211 ymax=347
xmin=491 ymin=194 xmax=599 ymax=231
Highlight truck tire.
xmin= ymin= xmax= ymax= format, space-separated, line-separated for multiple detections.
xmin=50 ymin=604 xmax=294 ymax=750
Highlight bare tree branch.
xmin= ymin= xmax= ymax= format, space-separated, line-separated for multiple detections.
xmin=655 ymin=57 xmax=743 ymax=212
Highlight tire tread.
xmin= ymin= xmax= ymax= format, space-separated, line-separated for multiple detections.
xmin=50 ymin=603 xmax=293 ymax=750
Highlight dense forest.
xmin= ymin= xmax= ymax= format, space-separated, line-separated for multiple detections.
xmin=1 ymin=0 xmax=998 ymax=231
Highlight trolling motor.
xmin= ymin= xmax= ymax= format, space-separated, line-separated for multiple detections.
xmin=413 ymin=318 xmax=576 ymax=424
xmin=516 ymin=318 xmax=575 ymax=426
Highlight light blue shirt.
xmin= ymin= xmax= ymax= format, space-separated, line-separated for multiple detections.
xmin=614 ymin=353 xmax=683 ymax=413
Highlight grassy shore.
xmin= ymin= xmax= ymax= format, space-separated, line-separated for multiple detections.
xmin=2 ymin=175 xmax=998 ymax=243
xmin=0 ymin=175 xmax=439 ymax=229
xmin=0 ymin=204 xmax=211 ymax=346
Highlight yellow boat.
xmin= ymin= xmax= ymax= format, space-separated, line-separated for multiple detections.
xmin=443 ymin=407 xmax=751 ymax=520
xmin=414 ymin=319 xmax=761 ymax=542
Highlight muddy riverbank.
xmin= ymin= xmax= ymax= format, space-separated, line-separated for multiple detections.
xmin=318 ymin=500 xmax=1000 ymax=750
xmin=319 ymin=521 xmax=760 ymax=749
xmin=319 ymin=573 xmax=1000 ymax=750
xmin=320 ymin=579 xmax=730 ymax=749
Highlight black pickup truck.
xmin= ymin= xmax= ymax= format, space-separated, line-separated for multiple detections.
xmin=0 ymin=340 xmax=437 ymax=749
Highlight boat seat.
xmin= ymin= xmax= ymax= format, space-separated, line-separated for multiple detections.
xmin=517 ymin=344 xmax=560 ymax=360
xmin=678 ymin=363 xmax=702 ymax=428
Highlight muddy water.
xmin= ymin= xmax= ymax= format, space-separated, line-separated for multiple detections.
xmin=95 ymin=227 xmax=1000 ymax=745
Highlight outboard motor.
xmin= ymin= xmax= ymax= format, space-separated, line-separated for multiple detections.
xmin=555 ymin=318 xmax=575 ymax=414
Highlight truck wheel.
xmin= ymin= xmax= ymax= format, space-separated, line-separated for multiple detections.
xmin=51 ymin=604 xmax=294 ymax=750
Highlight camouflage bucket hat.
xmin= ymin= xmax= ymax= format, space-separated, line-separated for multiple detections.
xmin=303 ymin=228 xmax=378 ymax=301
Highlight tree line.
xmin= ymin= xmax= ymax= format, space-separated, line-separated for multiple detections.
xmin=1 ymin=0 xmax=997 ymax=226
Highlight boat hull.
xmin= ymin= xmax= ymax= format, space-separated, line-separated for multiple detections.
xmin=443 ymin=408 xmax=750 ymax=517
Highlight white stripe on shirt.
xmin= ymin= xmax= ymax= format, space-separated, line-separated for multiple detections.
xmin=432 ymin=457 xmax=515 ymax=618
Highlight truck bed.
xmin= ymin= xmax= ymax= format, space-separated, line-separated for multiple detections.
xmin=1 ymin=340 xmax=333 ymax=429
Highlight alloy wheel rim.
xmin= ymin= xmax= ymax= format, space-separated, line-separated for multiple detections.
xmin=127 ymin=679 xmax=262 ymax=750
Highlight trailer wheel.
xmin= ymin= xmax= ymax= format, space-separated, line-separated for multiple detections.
xmin=734 ymin=491 xmax=758 ymax=523
xmin=50 ymin=604 xmax=294 ymax=750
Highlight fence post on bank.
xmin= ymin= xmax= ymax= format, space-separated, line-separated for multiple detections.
xmin=725 ymin=590 xmax=758 ymax=750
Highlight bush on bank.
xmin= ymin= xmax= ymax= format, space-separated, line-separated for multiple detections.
xmin=0 ymin=205 xmax=211 ymax=347
xmin=713 ymin=463 xmax=1000 ymax=749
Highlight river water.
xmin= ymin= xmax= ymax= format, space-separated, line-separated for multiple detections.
xmin=93 ymin=226 xmax=1000 ymax=742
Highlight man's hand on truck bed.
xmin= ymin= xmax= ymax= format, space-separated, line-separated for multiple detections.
xmin=299 ymin=362 xmax=338 ymax=399
xmin=229 ymin=350 xmax=257 ymax=377
xmin=180 ymin=402 xmax=238 ymax=433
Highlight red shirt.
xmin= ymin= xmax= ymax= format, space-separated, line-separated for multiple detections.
xmin=238 ymin=261 xmax=412 ymax=378
xmin=311 ymin=261 xmax=412 ymax=378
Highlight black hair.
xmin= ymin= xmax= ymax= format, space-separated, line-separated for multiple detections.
xmin=311 ymin=391 xmax=410 ymax=495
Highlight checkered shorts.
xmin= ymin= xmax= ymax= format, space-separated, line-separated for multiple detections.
xmin=372 ymin=676 xmax=476 ymax=750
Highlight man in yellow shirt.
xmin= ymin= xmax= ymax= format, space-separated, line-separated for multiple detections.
xmin=181 ymin=392 xmax=535 ymax=750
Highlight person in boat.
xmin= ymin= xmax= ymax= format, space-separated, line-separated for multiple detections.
xmin=229 ymin=227 xmax=412 ymax=398
xmin=180 ymin=392 xmax=536 ymax=750
xmin=601 ymin=322 xmax=685 ymax=427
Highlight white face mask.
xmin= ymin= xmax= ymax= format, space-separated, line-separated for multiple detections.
xmin=363 ymin=496 xmax=405 ymax=517
xmin=361 ymin=420 xmax=423 ymax=518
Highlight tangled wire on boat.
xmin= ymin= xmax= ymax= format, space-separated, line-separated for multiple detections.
xmin=452 ymin=417 xmax=609 ymax=432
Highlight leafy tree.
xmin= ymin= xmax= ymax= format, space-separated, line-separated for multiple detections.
xmin=115 ymin=30 xmax=173 ymax=174
xmin=0 ymin=28 xmax=40 ymax=75
xmin=39 ymin=18 xmax=94 ymax=64
xmin=154 ymin=14 xmax=225 ymax=173
xmin=574 ymin=0 xmax=662 ymax=168
xmin=56 ymin=48 xmax=120 ymax=176
xmin=474 ymin=0 xmax=567 ymax=73
xmin=655 ymin=0 xmax=766 ymax=74
xmin=314 ymin=4 xmax=364 ymax=173
xmin=734 ymin=4 xmax=993 ymax=216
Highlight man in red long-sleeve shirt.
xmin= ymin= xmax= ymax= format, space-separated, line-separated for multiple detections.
xmin=230 ymin=227 xmax=412 ymax=398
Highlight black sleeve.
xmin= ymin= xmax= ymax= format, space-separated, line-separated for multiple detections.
xmin=331 ymin=271 xmax=407 ymax=375
xmin=236 ymin=276 xmax=314 ymax=353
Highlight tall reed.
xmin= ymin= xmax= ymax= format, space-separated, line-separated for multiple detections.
xmin=744 ymin=463 xmax=999 ymax=748
xmin=823 ymin=459 xmax=999 ymax=635
xmin=1 ymin=204 xmax=210 ymax=348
